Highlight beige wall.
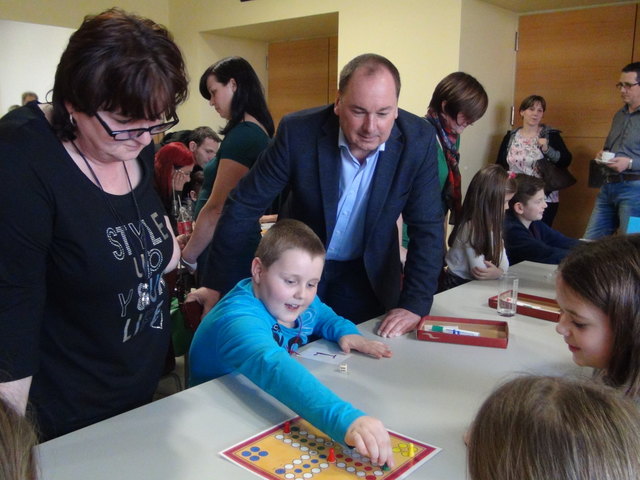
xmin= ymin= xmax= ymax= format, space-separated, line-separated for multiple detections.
xmin=459 ymin=0 xmax=518 ymax=192
xmin=168 ymin=0 xmax=464 ymax=127
xmin=0 ymin=0 xmax=517 ymax=175
xmin=0 ymin=19 xmax=74 ymax=113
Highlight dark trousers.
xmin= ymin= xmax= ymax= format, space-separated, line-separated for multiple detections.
xmin=317 ymin=258 xmax=384 ymax=324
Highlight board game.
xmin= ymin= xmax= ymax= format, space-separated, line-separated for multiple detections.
xmin=220 ymin=417 xmax=441 ymax=480
xmin=488 ymin=292 xmax=560 ymax=322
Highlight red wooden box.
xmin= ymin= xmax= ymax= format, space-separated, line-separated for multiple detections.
xmin=417 ymin=316 xmax=509 ymax=349
xmin=488 ymin=292 xmax=560 ymax=322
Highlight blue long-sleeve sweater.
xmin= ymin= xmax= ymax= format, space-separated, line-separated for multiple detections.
xmin=189 ymin=278 xmax=365 ymax=443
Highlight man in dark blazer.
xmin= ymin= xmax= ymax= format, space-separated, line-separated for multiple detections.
xmin=194 ymin=53 xmax=443 ymax=337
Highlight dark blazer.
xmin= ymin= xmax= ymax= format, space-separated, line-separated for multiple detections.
xmin=204 ymin=105 xmax=444 ymax=316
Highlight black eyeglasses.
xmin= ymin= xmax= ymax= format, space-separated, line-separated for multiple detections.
xmin=94 ymin=112 xmax=179 ymax=141
xmin=616 ymin=82 xmax=639 ymax=90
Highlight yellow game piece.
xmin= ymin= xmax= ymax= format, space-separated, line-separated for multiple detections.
xmin=409 ymin=442 xmax=415 ymax=457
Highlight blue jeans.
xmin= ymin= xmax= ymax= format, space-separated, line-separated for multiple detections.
xmin=584 ymin=180 xmax=640 ymax=239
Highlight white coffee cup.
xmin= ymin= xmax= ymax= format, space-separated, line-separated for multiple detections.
xmin=601 ymin=151 xmax=615 ymax=163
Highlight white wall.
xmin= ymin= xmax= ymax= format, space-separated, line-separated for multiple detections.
xmin=459 ymin=0 xmax=518 ymax=191
xmin=0 ymin=19 xmax=74 ymax=114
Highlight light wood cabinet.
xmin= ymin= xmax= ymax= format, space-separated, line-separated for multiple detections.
xmin=267 ymin=36 xmax=338 ymax=128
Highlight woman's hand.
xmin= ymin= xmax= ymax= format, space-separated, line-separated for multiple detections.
xmin=537 ymin=137 xmax=549 ymax=152
xmin=345 ymin=416 xmax=394 ymax=468
xmin=339 ymin=334 xmax=392 ymax=359
xmin=471 ymin=261 xmax=503 ymax=280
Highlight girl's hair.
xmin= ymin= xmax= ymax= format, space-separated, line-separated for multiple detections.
xmin=255 ymin=219 xmax=325 ymax=268
xmin=0 ymin=398 xmax=38 ymax=480
xmin=468 ymin=376 xmax=640 ymax=480
xmin=199 ymin=56 xmax=275 ymax=138
xmin=519 ymin=94 xmax=546 ymax=113
xmin=449 ymin=165 xmax=517 ymax=263
xmin=51 ymin=8 xmax=188 ymax=141
xmin=428 ymin=72 xmax=488 ymax=124
xmin=558 ymin=234 xmax=640 ymax=397
xmin=154 ymin=142 xmax=194 ymax=205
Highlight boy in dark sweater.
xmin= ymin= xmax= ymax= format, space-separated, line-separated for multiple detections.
xmin=505 ymin=174 xmax=579 ymax=264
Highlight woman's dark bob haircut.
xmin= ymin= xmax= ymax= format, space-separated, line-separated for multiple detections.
xmin=428 ymin=71 xmax=488 ymax=124
xmin=199 ymin=56 xmax=274 ymax=137
xmin=51 ymin=8 xmax=189 ymax=141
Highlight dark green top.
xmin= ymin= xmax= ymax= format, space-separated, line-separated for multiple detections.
xmin=194 ymin=121 xmax=269 ymax=218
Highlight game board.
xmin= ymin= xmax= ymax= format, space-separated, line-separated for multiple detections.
xmin=221 ymin=416 xmax=441 ymax=480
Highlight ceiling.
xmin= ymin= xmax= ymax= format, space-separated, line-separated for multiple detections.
xmin=480 ymin=0 xmax=634 ymax=14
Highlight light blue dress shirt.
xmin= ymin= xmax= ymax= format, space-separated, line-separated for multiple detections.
xmin=326 ymin=129 xmax=385 ymax=261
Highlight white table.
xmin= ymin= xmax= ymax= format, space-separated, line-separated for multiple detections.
xmin=38 ymin=262 xmax=580 ymax=480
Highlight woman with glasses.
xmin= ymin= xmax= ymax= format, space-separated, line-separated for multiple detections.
xmin=425 ymin=72 xmax=488 ymax=225
xmin=0 ymin=8 xmax=188 ymax=440
xmin=497 ymin=95 xmax=572 ymax=226
xmin=180 ymin=57 xmax=274 ymax=282
xmin=400 ymin=72 xmax=487 ymax=265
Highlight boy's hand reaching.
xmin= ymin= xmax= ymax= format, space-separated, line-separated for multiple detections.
xmin=339 ymin=335 xmax=392 ymax=359
xmin=345 ymin=416 xmax=394 ymax=468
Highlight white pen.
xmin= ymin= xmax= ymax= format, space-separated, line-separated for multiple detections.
xmin=428 ymin=325 xmax=480 ymax=337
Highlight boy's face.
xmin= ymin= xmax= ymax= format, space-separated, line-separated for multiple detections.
xmin=251 ymin=248 xmax=324 ymax=326
xmin=515 ymin=189 xmax=547 ymax=222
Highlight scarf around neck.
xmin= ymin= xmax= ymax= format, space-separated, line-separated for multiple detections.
xmin=426 ymin=109 xmax=461 ymax=225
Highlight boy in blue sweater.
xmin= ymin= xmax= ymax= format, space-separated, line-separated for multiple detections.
xmin=189 ymin=219 xmax=394 ymax=467
xmin=504 ymin=174 xmax=579 ymax=264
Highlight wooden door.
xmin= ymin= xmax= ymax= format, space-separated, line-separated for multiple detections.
xmin=268 ymin=36 xmax=338 ymax=128
xmin=515 ymin=4 xmax=636 ymax=237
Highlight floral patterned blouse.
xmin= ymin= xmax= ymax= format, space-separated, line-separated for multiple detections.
xmin=506 ymin=130 xmax=559 ymax=203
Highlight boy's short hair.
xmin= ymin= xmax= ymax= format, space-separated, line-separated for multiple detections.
xmin=256 ymin=219 xmax=325 ymax=268
xmin=509 ymin=174 xmax=545 ymax=210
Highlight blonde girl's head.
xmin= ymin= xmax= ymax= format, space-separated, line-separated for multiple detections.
xmin=449 ymin=165 xmax=517 ymax=263
xmin=468 ymin=376 xmax=640 ymax=480
xmin=0 ymin=397 xmax=39 ymax=480
xmin=558 ymin=234 xmax=640 ymax=397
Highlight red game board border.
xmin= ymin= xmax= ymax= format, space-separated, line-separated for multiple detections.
xmin=220 ymin=416 xmax=440 ymax=480
xmin=488 ymin=292 xmax=560 ymax=322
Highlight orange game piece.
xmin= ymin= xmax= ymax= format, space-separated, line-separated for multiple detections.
xmin=328 ymin=447 xmax=336 ymax=463
xmin=283 ymin=421 xmax=291 ymax=434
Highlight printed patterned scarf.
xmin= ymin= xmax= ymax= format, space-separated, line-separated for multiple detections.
xmin=426 ymin=109 xmax=461 ymax=225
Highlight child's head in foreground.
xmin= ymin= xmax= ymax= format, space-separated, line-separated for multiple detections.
xmin=555 ymin=234 xmax=640 ymax=397
xmin=251 ymin=219 xmax=326 ymax=326
xmin=0 ymin=397 xmax=38 ymax=480
xmin=508 ymin=174 xmax=547 ymax=223
xmin=467 ymin=376 xmax=640 ymax=480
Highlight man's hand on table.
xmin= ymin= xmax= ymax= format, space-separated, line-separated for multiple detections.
xmin=376 ymin=308 xmax=421 ymax=338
